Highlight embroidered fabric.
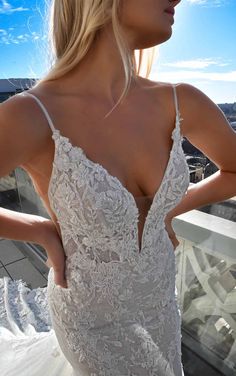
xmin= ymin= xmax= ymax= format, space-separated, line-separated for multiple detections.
xmin=0 ymin=277 xmax=73 ymax=376
xmin=11 ymin=85 xmax=189 ymax=375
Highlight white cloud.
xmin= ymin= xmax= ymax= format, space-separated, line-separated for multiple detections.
xmin=1 ymin=36 xmax=9 ymax=44
xmin=152 ymin=69 xmax=236 ymax=82
xmin=163 ymin=58 xmax=229 ymax=69
xmin=187 ymin=0 xmax=227 ymax=7
xmin=0 ymin=0 xmax=29 ymax=14
xmin=0 ymin=29 xmax=44 ymax=45
xmin=163 ymin=58 xmax=230 ymax=69
xmin=0 ymin=28 xmax=7 ymax=36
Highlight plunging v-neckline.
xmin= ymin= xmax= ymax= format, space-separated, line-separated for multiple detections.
xmin=48 ymin=119 xmax=180 ymax=254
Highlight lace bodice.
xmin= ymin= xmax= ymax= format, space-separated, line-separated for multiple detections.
xmin=20 ymin=85 xmax=189 ymax=375
xmin=49 ymin=123 xmax=187 ymax=257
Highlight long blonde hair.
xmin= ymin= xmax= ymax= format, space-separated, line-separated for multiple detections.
xmin=35 ymin=0 xmax=156 ymax=118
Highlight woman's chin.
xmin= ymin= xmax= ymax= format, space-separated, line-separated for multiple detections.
xmin=155 ymin=29 xmax=173 ymax=46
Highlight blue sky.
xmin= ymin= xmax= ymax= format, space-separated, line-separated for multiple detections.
xmin=0 ymin=0 xmax=235 ymax=104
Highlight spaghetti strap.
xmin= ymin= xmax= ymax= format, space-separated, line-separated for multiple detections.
xmin=172 ymin=84 xmax=180 ymax=125
xmin=20 ymin=91 xmax=56 ymax=133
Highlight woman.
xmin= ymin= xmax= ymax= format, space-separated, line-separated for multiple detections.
xmin=0 ymin=0 xmax=236 ymax=375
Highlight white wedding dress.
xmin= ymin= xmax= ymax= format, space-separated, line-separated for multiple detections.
xmin=0 ymin=84 xmax=189 ymax=375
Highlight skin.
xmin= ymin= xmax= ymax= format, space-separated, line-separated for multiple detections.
xmin=0 ymin=0 xmax=236 ymax=288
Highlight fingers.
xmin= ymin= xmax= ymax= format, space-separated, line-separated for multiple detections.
xmin=164 ymin=219 xmax=180 ymax=252
xmin=46 ymin=253 xmax=68 ymax=288
xmin=54 ymin=269 xmax=68 ymax=288
xmin=43 ymin=220 xmax=68 ymax=288
xmin=172 ymin=236 xmax=180 ymax=251
xmin=49 ymin=260 xmax=68 ymax=288
xmin=46 ymin=258 xmax=53 ymax=268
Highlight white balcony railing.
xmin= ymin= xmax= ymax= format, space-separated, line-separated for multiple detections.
xmin=174 ymin=210 xmax=236 ymax=375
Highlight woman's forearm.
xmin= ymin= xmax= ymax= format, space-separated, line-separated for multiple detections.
xmin=0 ymin=207 xmax=68 ymax=288
xmin=0 ymin=207 xmax=50 ymax=246
xmin=167 ymin=170 xmax=236 ymax=219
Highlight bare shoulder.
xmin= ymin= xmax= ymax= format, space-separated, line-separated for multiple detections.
xmin=140 ymin=79 xmax=236 ymax=172
xmin=136 ymin=78 xmax=183 ymax=125
xmin=139 ymin=78 xmax=183 ymax=105
xmin=173 ymin=82 xmax=236 ymax=172
xmin=137 ymin=77 xmax=178 ymax=109
xmin=171 ymin=82 xmax=229 ymax=135
xmin=137 ymin=77 xmax=175 ymax=93
xmin=26 ymin=80 xmax=60 ymax=97
xmin=0 ymin=91 xmax=51 ymax=178
xmin=140 ymin=78 xmax=218 ymax=111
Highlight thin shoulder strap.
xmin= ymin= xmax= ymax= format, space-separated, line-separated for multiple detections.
xmin=20 ymin=91 xmax=56 ymax=133
xmin=172 ymin=84 xmax=180 ymax=124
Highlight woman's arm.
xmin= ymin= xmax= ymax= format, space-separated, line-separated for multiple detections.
xmin=165 ymin=83 xmax=236 ymax=246
xmin=0 ymin=95 xmax=67 ymax=288
xmin=166 ymin=170 xmax=236 ymax=220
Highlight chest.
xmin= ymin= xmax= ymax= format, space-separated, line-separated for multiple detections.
xmin=27 ymin=111 xmax=174 ymax=199
xmin=47 ymin=127 xmax=189 ymax=254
